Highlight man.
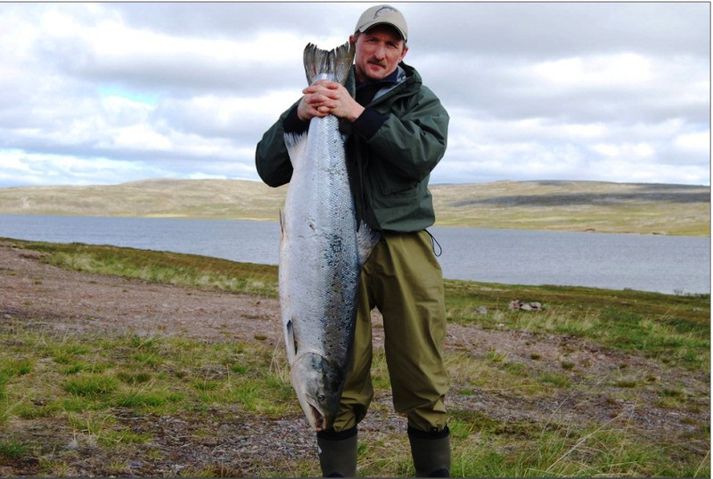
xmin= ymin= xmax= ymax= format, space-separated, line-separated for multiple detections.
xmin=255 ymin=5 xmax=450 ymax=477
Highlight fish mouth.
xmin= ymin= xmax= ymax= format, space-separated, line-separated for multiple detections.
xmin=309 ymin=403 xmax=327 ymax=432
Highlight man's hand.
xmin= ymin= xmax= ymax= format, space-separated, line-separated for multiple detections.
xmin=297 ymin=80 xmax=365 ymax=122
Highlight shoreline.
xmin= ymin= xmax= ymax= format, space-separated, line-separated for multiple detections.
xmin=0 ymin=179 xmax=709 ymax=237
xmin=1 ymin=234 xmax=709 ymax=296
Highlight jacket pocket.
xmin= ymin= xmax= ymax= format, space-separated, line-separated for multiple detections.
xmin=372 ymin=161 xmax=419 ymax=196
xmin=381 ymin=180 xmax=419 ymax=196
xmin=371 ymin=176 xmax=420 ymax=211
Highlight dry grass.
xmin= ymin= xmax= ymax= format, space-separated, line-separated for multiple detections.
xmin=431 ymin=180 xmax=710 ymax=235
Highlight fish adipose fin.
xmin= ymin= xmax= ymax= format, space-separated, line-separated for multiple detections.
xmin=303 ymin=41 xmax=355 ymax=85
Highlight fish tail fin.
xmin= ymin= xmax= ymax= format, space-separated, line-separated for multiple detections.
xmin=284 ymin=132 xmax=308 ymax=167
xmin=303 ymin=41 xmax=355 ymax=85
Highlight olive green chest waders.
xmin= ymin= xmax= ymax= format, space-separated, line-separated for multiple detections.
xmin=318 ymin=230 xmax=451 ymax=477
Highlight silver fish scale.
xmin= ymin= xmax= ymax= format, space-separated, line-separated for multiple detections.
xmin=279 ymin=40 xmax=379 ymax=431
xmin=280 ymin=113 xmax=360 ymax=373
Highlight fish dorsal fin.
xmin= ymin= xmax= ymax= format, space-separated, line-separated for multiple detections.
xmin=303 ymin=42 xmax=355 ymax=85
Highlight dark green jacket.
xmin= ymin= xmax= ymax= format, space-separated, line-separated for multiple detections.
xmin=255 ymin=62 xmax=449 ymax=232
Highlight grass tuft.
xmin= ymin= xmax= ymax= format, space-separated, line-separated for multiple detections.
xmin=63 ymin=374 xmax=118 ymax=398
xmin=0 ymin=440 xmax=28 ymax=460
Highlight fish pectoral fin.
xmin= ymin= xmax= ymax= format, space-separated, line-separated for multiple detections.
xmin=285 ymin=319 xmax=297 ymax=363
xmin=283 ymin=133 xmax=308 ymax=167
xmin=279 ymin=209 xmax=285 ymax=239
xmin=356 ymin=221 xmax=381 ymax=266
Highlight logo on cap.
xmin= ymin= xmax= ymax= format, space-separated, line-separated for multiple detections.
xmin=373 ymin=6 xmax=397 ymax=18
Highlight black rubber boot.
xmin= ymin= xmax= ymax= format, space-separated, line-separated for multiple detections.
xmin=408 ymin=425 xmax=451 ymax=477
xmin=316 ymin=427 xmax=358 ymax=478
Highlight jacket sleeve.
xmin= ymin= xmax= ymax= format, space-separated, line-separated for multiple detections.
xmin=254 ymin=102 xmax=300 ymax=187
xmin=362 ymin=86 xmax=449 ymax=182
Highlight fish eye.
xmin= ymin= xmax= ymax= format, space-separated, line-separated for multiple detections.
xmin=318 ymin=394 xmax=326 ymax=403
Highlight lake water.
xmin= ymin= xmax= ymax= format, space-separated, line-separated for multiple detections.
xmin=0 ymin=215 xmax=709 ymax=294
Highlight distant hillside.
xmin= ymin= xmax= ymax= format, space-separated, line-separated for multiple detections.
xmin=0 ymin=179 xmax=709 ymax=236
xmin=431 ymin=180 xmax=710 ymax=236
xmin=0 ymin=179 xmax=286 ymax=221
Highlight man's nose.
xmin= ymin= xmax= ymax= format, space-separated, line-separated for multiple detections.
xmin=373 ymin=44 xmax=386 ymax=59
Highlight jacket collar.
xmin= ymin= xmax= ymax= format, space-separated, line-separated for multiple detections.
xmin=346 ymin=62 xmax=419 ymax=101
xmin=355 ymin=66 xmax=402 ymax=89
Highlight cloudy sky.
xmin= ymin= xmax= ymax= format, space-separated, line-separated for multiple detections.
xmin=0 ymin=2 xmax=709 ymax=187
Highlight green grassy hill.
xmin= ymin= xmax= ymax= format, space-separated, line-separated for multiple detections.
xmin=0 ymin=179 xmax=708 ymax=236
xmin=431 ymin=180 xmax=710 ymax=235
xmin=0 ymin=179 xmax=286 ymax=221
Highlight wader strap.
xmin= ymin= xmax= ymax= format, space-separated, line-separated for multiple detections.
xmin=425 ymin=229 xmax=442 ymax=257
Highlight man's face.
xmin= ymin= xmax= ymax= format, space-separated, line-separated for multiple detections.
xmin=351 ymin=25 xmax=408 ymax=82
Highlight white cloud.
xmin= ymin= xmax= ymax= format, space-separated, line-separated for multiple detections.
xmin=531 ymin=53 xmax=653 ymax=89
xmin=188 ymin=172 xmax=229 ymax=180
xmin=110 ymin=125 xmax=172 ymax=151
xmin=0 ymin=149 xmax=168 ymax=186
xmin=673 ymin=132 xmax=710 ymax=154
xmin=31 ymin=4 xmax=341 ymax=96
xmin=100 ymin=95 xmax=155 ymax=124
xmin=154 ymin=90 xmax=299 ymax=139
xmin=0 ymin=3 xmax=708 ymax=187
xmin=591 ymin=142 xmax=656 ymax=160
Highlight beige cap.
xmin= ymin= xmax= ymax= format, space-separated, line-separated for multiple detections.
xmin=354 ymin=4 xmax=408 ymax=42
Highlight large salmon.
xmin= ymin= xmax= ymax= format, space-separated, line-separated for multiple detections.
xmin=280 ymin=42 xmax=379 ymax=432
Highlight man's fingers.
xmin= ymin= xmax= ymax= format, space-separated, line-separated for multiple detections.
xmin=311 ymin=79 xmax=339 ymax=88
xmin=299 ymin=80 xmax=345 ymax=120
xmin=304 ymin=82 xmax=341 ymax=95
xmin=306 ymin=93 xmax=338 ymax=107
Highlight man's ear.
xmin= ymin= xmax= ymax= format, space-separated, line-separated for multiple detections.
xmin=400 ymin=44 xmax=409 ymax=62
xmin=349 ymin=34 xmax=358 ymax=45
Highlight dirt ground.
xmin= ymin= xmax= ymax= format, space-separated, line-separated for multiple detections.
xmin=0 ymin=241 xmax=709 ymax=475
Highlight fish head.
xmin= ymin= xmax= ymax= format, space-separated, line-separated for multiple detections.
xmin=291 ymin=351 xmax=344 ymax=432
